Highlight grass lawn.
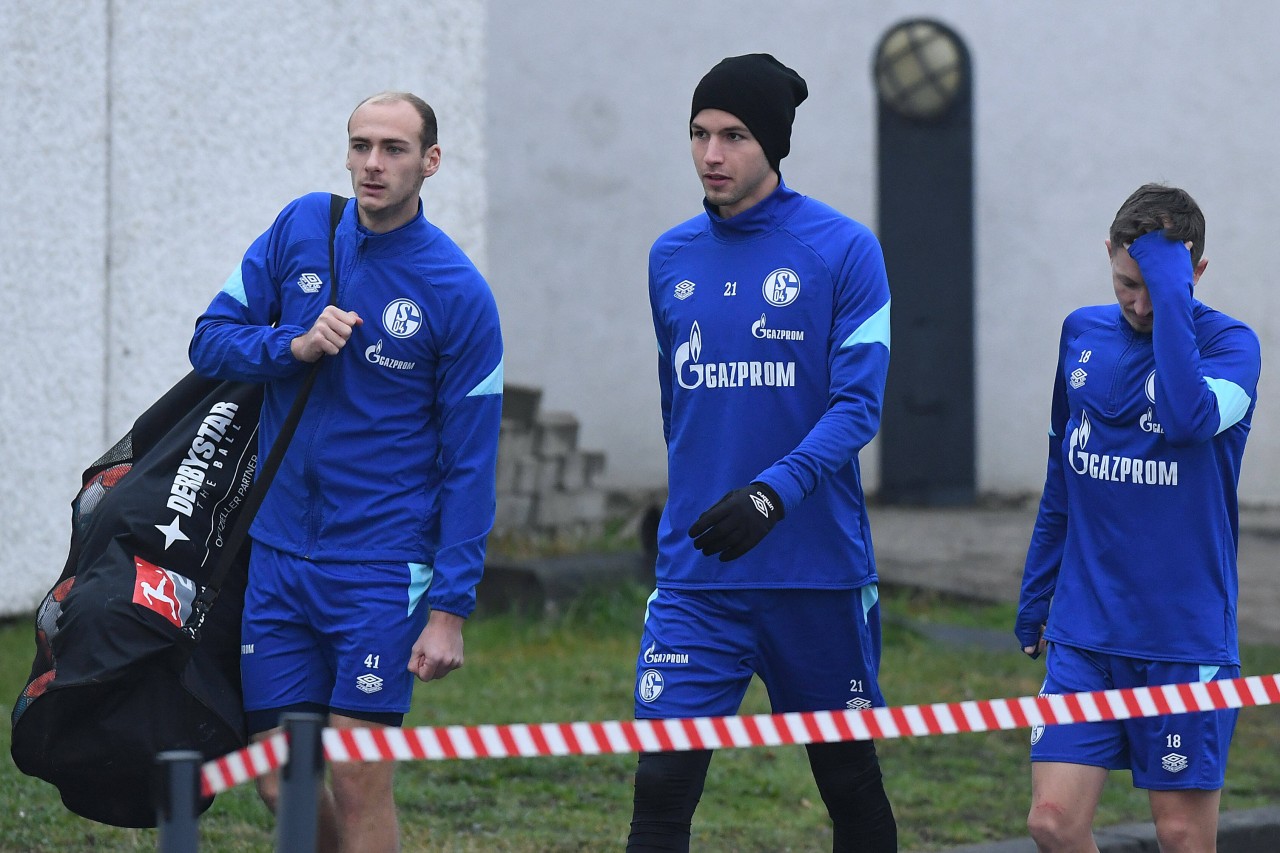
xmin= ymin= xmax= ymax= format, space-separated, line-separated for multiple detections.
xmin=3 ymin=582 xmax=1279 ymax=851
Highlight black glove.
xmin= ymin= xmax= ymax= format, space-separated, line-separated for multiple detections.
xmin=688 ymin=482 xmax=784 ymax=562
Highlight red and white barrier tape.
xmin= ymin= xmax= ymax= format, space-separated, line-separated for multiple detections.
xmin=201 ymin=672 xmax=1280 ymax=798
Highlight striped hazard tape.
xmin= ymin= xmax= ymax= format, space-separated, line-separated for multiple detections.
xmin=200 ymin=672 xmax=1280 ymax=798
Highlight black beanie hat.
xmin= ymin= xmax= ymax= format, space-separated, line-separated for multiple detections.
xmin=690 ymin=53 xmax=808 ymax=172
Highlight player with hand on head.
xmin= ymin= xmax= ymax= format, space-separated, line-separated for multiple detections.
xmin=627 ymin=53 xmax=897 ymax=852
xmin=1016 ymin=183 xmax=1260 ymax=852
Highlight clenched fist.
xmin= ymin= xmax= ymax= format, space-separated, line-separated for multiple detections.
xmin=291 ymin=305 xmax=363 ymax=362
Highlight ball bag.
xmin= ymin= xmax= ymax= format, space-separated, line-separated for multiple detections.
xmin=10 ymin=371 xmax=264 ymax=827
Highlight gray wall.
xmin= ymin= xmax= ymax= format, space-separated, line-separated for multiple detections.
xmin=6 ymin=0 xmax=1280 ymax=615
xmin=485 ymin=0 xmax=1280 ymax=504
xmin=1 ymin=0 xmax=486 ymax=615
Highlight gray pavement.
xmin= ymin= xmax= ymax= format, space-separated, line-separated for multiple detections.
xmin=868 ymin=501 xmax=1280 ymax=647
xmin=942 ymin=804 xmax=1280 ymax=853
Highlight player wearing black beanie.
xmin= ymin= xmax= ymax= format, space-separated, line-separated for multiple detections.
xmin=628 ymin=54 xmax=898 ymax=853
xmin=690 ymin=53 xmax=808 ymax=172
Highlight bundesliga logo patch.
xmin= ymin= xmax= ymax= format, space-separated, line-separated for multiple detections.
xmin=132 ymin=556 xmax=197 ymax=628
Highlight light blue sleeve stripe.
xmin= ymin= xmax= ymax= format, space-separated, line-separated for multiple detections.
xmin=408 ymin=562 xmax=433 ymax=616
xmin=466 ymin=359 xmax=504 ymax=397
xmin=840 ymin=299 xmax=891 ymax=351
xmin=643 ymin=587 xmax=659 ymax=623
xmin=861 ymin=583 xmax=880 ymax=622
xmin=1206 ymin=376 xmax=1251 ymax=434
xmin=221 ymin=266 xmax=248 ymax=306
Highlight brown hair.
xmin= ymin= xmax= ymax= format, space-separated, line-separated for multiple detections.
xmin=1109 ymin=183 xmax=1205 ymax=266
xmin=349 ymin=91 xmax=439 ymax=152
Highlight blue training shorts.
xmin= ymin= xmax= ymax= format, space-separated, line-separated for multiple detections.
xmin=1030 ymin=643 xmax=1239 ymax=790
xmin=633 ymin=586 xmax=885 ymax=719
xmin=241 ymin=542 xmax=431 ymax=734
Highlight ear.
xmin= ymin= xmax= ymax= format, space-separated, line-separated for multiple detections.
xmin=422 ymin=144 xmax=442 ymax=180
xmin=1192 ymin=257 xmax=1208 ymax=286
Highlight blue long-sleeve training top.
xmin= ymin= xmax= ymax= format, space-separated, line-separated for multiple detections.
xmin=189 ymin=192 xmax=503 ymax=618
xmin=1017 ymin=278 xmax=1259 ymax=665
xmin=649 ymin=179 xmax=891 ymax=589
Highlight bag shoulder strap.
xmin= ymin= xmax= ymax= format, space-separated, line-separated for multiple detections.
xmin=182 ymin=194 xmax=347 ymax=643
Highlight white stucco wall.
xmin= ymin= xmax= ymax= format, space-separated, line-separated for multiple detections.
xmin=485 ymin=0 xmax=1280 ymax=506
xmin=7 ymin=0 xmax=1280 ymax=616
xmin=1 ymin=5 xmax=110 ymax=617
xmin=2 ymin=0 xmax=486 ymax=616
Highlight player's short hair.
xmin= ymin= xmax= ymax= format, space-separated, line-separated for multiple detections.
xmin=349 ymin=91 xmax=439 ymax=153
xmin=1109 ymin=183 xmax=1205 ymax=266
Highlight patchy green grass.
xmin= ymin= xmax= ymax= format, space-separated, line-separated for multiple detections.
xmin=3 ymin=583 xmax=1279 ymax=851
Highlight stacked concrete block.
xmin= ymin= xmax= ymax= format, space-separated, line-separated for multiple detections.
xmin=493 ymin=384 xmax=610 ymax=538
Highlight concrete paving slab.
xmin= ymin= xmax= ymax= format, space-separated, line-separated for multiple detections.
xmin=938 ymin=804 xmax=1280 ymax=853
xmin=868 ymin=503 xmax=1280 ymax=647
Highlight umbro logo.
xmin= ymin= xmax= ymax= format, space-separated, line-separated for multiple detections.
xmin=1162 ymin=753 xmax=1188 ymax=773
xmin=675 ymin=280 xmax=695 ymax=300
xmin=749 ymin=491 xmax=775 ymax=518
xmin=1069 ymin=368 xmax=1087 ymax=389
xmin=298 ymin=273 xmax=323 ymax=294
xmin=355 ymin=673 xmax=384 ymax=695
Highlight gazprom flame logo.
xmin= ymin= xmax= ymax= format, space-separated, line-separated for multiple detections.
xmin=1066 ymin=406 xmax=1178 ymax=486
xmin=1140 ymin=370 xmax=1163 ymax=433
xmin=670 ymin=320 xmax=797 ymax=390
xmin=1068 ymin=411 xmax=1092 ymax=475
xmin=673 ymin=321 xmax=703 ymax=389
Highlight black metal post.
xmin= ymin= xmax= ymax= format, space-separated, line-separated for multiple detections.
xmin=874 ymin=19 xmax=977 ymax=505
xmin=155 ymin=750 xmax=202 ymax=853
xmin=275 ymin=712 xmax=326 ymax=853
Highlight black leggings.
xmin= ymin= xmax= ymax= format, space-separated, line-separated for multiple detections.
xmin=627 ymin=740 xmax=896 ymax=852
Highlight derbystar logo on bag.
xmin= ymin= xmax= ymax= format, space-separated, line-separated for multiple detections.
xmin=131 ymin=556 xmax=198 ymax=628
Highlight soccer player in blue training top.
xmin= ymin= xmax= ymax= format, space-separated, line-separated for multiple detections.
xmin=1017 ymin=183 xmax=1261 ymax=853
xmin=190 ymin=92 xmax=503 ymax=852
xmin=627 ymin=54 xmax=897 ymax=852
